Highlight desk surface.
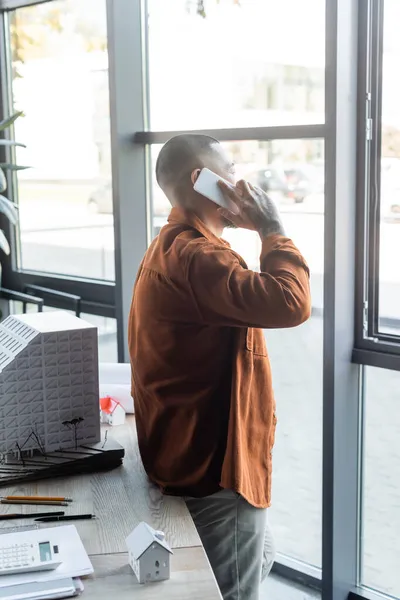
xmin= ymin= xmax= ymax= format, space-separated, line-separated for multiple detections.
xmin=0 ymin=417 xmax=222 ymax=599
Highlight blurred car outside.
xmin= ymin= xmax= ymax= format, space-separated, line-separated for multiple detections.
xmin=87 ymin=180 xmax=112 ymax=214
xmin=86 ymin=160 xmax=327 ymax=233
xmin=87 ymin=179 xmax=170 ymax=218
xmin=246 ymin=163 xmax=323 ymax=204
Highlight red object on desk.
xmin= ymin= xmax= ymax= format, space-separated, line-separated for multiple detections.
xmin=100 ymin=396 xmax=119 ymax=415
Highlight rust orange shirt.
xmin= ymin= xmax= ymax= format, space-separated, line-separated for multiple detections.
xmin=128 ymin=207 xmax=311 ymax=508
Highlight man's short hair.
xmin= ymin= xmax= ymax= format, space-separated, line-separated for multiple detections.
xmin=155 ymin=134 xmax=219 ymax=190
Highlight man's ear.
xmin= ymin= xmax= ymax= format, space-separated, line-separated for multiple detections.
xmin=191 ymin=168 xmax=201 ymax=186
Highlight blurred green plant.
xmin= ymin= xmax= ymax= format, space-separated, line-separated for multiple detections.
xmin=0 ymin=111 xmax=28 ymax=257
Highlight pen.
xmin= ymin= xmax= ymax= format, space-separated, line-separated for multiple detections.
xmin=0 ymin=511 xmax=65 ymax=521
xmin=35 ymin=514 xmax=96 ymax=523
xmin=1 ymin=496 xmax=73 ymax=503
xmin=1 ymin=500 xmax=69 ymax=507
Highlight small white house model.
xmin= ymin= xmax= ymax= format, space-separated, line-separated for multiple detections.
xmin=100 ymin=396 xmax=125 ymax=426
xmin=126 ymin=522 xmax=173 ymax=584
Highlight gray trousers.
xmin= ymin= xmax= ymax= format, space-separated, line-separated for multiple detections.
xmin=186 ymin=489 xmax=275 ymax=600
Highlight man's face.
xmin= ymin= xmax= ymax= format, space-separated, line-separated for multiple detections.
xmin=188 ymin=143 xmax=238 ymax=229
xmin=204 ymin=145 xmax=237 ymax=229
xmin=205 ymin=144 xmax=236 ymax=185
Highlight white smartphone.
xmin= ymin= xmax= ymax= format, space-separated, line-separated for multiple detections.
xmin=193 ymin=168 xmax=239 ymax=215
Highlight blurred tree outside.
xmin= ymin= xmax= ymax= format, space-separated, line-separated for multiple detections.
xmin=10 ymin=0 xmax=107 ymax=77
xmin=9 ymin=0 xmax=111 ymax=180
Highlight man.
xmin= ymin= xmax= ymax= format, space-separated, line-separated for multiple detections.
xmin=128 ymin=134 xmax=311 ymax=600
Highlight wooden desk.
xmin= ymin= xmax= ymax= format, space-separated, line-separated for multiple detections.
xmin=0 ymin=417 xmax=222 ymax=599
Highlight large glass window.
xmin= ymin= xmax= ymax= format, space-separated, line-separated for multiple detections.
xmin=82 ymin=313 xmax=118 ymax=362
xmin=362 ymin=366 xmax=400 ymax=598
xmin=378 ymin=0 xmax=400 ymax=334
xmin=255 ymin=140 xmax=323 ymax=567
xmin=147 ymin=0 xmax=325 ymax=130
xmin=10 ymin=0 xmax=114 ymax=280
xmin=150 ymin=138 xmax=324 ymax=567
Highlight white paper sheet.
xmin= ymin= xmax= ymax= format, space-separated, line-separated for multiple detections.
xmin=99 ymin=363 xmax=130 ymax=385
xmin=0 ymin=526 xmax=93 ymax=589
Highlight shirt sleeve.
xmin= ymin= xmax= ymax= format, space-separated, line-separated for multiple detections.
xmin=186 ymin=234 xmax=311 ymax=329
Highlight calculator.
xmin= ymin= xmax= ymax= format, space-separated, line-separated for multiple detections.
xmin=0 ymin=540 xmax=61 ymax=576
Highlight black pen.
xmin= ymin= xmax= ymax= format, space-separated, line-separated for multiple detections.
xmin=0 ymin=511 xmax=65 ymax=521
xmin=35 ymin=514 xmax=96 ymax=523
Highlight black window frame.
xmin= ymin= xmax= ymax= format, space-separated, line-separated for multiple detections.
xmin=353 ymin=0 xmax=400 ymax=372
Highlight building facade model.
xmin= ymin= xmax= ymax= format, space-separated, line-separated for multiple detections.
xmin=0 ymin=311 xmax=101 ymax=455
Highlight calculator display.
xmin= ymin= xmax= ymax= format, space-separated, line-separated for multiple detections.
xmin=39 ymin=541 xmax=52 ymax=562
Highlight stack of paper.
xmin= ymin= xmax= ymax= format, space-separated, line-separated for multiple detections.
xmin=0 ymin=577 xmax=82 ymax=599
xmin=0 ymin=526 xmax=93 ymax=600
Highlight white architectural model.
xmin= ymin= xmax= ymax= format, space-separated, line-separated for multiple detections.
xmin=126 ymin=522 xmax=172 ymax=584
xmin=0 ymin=311 xmax=101 ymax=455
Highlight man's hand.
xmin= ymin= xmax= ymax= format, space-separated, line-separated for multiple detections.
xmin=218 ymin=179 xmax=285 ymax=239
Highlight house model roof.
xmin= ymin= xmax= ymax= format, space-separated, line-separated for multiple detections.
xmin=100 ymin=396 xmax=124 ymax=415
xmin=0 ymin=312 xmax=95 ymax=374
xmin=0 ymin=316 xmax=38 ymax=374
xmin=126 ymin=522 xmax=173 ymax=560
xmin=15 ymin=312 xmax=95 ymax=333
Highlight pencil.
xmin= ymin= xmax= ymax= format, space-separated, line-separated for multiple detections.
xmin=0 ymin=511 xmax=65 ymax=521
xmin=1 ymin=500 xmax=69 ymax=507
xmin=1 ymin=496 xmax=73 ymax=503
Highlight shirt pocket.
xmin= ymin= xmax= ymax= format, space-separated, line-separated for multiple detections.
xmin=246 ymin=328 xmax=268 ymax=357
